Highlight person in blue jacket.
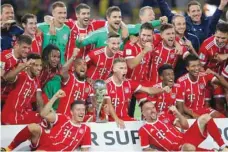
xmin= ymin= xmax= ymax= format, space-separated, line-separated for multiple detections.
xmin=1 ymin=4 xmax=24 ymax=51
xmin=156 ymin=0 xmax=227 ymax=46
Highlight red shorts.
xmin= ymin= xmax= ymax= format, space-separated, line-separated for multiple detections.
xmin=181 ymin=119 xmax=207 ymax=148
xmin=191 ymin=107 xmax=215 ymax=116
xmin=2 ymin=111 xmax=42 ymax=125
xmin=31 ymin=127 xmax=57 ymax=151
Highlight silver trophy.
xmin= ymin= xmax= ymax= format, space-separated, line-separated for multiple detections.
xmin=94 ymin=79 xmax=108 ymax=123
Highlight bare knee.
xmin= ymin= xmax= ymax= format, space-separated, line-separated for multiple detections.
xmin=182 ymin=143 xmax=196 ymax=151
xmin=198 ymin=114 xmax=211 ymax=125
xmin=28 ymin=123 xmax=41 ymax=136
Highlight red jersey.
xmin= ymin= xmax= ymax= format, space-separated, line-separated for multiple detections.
xmin=199 ymin=36 xmax=228 ymax=74
xmin=139 ymin=112 xmax=183 ymax=151
xmin=176 ymin=73 xmax=215 ymax=111
xmin=1 ymin=49 xmax=23 ymax=100
xmin=105 ymin=76 xmax=141 ymax=120
xmin=85 ymin=47 xmax=123 ymax=80
xmin=148 ymin=41 xmax=189 ymax=84
xmin=124 ymin=41 xmax=152 ymax=81
xmin=65 ymin=19 xmax=106 ymax=60
xmin=37 ymin=114 xmax=91 ymax=151
xmin=2 ymin=71 xmax=41 ymax=124
xmin=148 ymin=83 xmax=180 ymax=113
xmin=39 ymin=66 xmax=60 ymax=88
xmin=31 ymin=34 xmax=43 ymax=54
xmin=222 ymin=65 xmax=228 ymax=79
xmin=57 ymin=73 xmax=94 ymax=117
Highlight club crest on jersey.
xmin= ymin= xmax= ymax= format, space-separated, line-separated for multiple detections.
xmin=170 ymin=53 xmax=175 ymax=59
xmin=199 ymin=84 xmax=205 ymax=89
xmin=63 ymin=34 xmax=68 ymax=40
xmin=85 ymin=88 xmax=89 ymax=93
xmin=79 ymin=128 xmax=84 ymax=134
xmin=125 ymin=88 xmax=129 ymax=93
xmin=162 ymin=118 xmax=170 ymax=124
xmin=171 ymin=93 xmax=176 ymax=99
xmin=126 ymin=49 xmax=132 ymax=55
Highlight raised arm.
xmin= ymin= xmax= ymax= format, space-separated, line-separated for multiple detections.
xmin=157 ymin=0 xmax=175 ymax=23
xmin=209 ymin=0 xmax=227 ymax=35
xmin=76 ymin=30 xmax=99 ymax=48
xmin=40 ymin=89 xmax=66 ymax=123
xmin=60 ymin=48 xmax=80 ymax=83
xmin=139 ymin=85 xmax=171 ymax=96
xmin=4 ymin=60 xmax=35 ymax=82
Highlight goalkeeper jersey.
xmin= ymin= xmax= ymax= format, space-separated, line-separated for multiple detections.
xmin=38 ymin=22 xmax=70 ymax=64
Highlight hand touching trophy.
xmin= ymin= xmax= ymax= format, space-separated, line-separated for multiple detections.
xmin=94 ymin=79 xmax=108 ymax=123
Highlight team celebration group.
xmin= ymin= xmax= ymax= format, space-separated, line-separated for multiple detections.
xmin=1 ymin=0 xmax=228 ymax=151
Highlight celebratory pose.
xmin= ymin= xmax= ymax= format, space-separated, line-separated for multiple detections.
xmin=104 ymin=58 xmax=170 ymax=121
xmin=2 ymin=90 xmax=91 ymax=151
xmin=139 ymin=101 xmax=228 ymax=151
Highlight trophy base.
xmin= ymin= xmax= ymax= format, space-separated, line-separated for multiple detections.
xmin=96 ymin=119 xmax=108 ymax=123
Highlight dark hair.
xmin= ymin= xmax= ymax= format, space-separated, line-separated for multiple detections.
xmin=21 ymin=13 xmax=36 ymax=25
xmin=51 ymin=1 xmax=66 ymax=11
xmin=27 ymin=53 xmax=41 ymax=60
xmin=108 ymin=32 xmax=120 ymax=39
xmin=187 ymin=1 xmax=201 ymax=12
xmin=1 ymin=4 xmax=13 ymax=13
xmin=216 ymin=22 xmax=228 ymax=33
xmin=184 ymin=54 xmax=199 ymax=67
xmin=17 ymin=35 xmax=32 ymax=45
xmin=140 ymin=22 xmax=154 ymax=32
xmin=160 ymin=23 xmax=174 ymax=33
xmin=41 ymin=44 xmax=61 ymax=67
xmin=70 ymin=100 xmax=85 ymax=110
xmin=106 ymin=6 xmax=121 ymax=18
xmin=158 ymin=64 xmax=173 ymax=76
xmin=75 ymin=3 xmax=90 ymax=14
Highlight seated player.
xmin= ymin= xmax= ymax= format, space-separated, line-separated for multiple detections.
xmin=104 ymin=58 xmax=170 ymax=121
xmin=176 ymin=54 xmax=227 ymax=118
xmin=2 ymin=53 xmax=44 ymax=124
xmin=138 ymin=101 xmax=228 ymax=151
xmin=2 ymin=90 xmax=91 ymax=151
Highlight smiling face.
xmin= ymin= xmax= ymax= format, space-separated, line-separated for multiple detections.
xmin=107 ymin=11 xmax=122 ymax=31
xmin=173 ymin=16 xmax=186 ymax=35
xmin=160 ymin=69 xmax=175 ymax=88
xmin=23 ymin=17 xmax=37 ymax=36
xmin=214 ymin=31 xmax=227 ymax=48
xmin=48 ymin=49 xmax=60 ymax=68
xmin=161 ymin=28 xmax=175 ymax=47
xmin=186 ymin=60 xmax=201 ymax=78
xmin=142 ymin=102 xmax=158 ymax=122
xmin=52 ymin=6 xmax=67 ymax=24
xmin=74 ymin=59 xmax=87 ymax=80
xmin=139 ymin=29 xmax=153 ymax=47
xmin=1 ymin=6 xmax=14 ymax=21
xmin=188 ymin=5 xmax=202 ymax=23
xmin=15 ymin=42 xmax=31 ymax=59
xmin=30 ymin=59 xmax=42 ymax=77
xmin=76 ymin=8 xmax=90 ymax=27
xmin=71 ymin=103 xmax=86 ymax=122
xmin=107 ymin=37 xmax=121 ymax=54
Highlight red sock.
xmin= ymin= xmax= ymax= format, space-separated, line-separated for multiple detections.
xmin=8 ymin=126 xmax=31 ymax=150
xmin=207 ymin=118 xmax=225 ymax=148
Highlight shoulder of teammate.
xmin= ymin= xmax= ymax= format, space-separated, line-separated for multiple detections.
xmin=123 ymin=41 xmax=136 ymax=58
xmin=90 ymin=19 xmax=106 ymax=30
xmin=37 ymin=22 xmax=50 ymax=33
xmin=177 ymin=73 xmax=188 ymax=83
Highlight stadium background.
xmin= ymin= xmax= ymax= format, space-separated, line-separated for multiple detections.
xmin=2 ymin=0 xmax=228 ymax=24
